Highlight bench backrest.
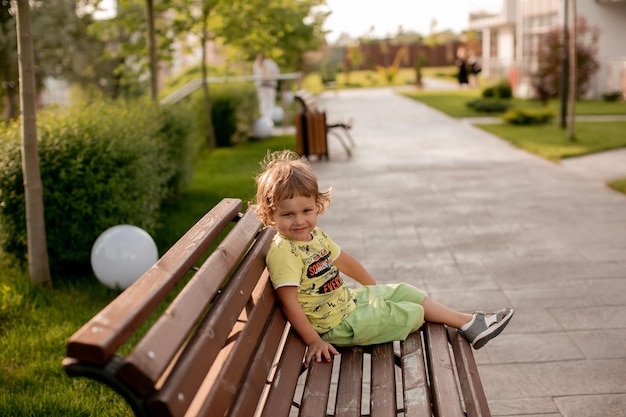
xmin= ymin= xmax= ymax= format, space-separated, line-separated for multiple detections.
xmin=64 ymin=198 xmax=305 ymax=417
xmin=294 ymin=89 xmax=320 ymax=113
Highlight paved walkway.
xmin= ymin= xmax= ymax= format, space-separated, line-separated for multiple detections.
xmin=307 ymin=87 xmax=626 ymax=417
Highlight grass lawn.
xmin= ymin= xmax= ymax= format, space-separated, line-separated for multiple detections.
xmin=303 ymin=66 xmax=459 ymax=93
xmin=477 ymin=121 xmax=626 ymax=162
xmin=609 ymin=178 xmax=626 ymax=194
xmin=0 ymin=134 xmax=295 ymax=416
xmin=401 ymin=89 xmax=626 ymax=119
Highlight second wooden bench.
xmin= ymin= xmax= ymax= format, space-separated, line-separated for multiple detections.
xmin=294 ymin=89 xmax=354 ymax=159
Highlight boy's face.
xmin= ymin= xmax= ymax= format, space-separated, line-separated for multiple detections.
xmin=271 ymin=195 xmax=317 ymax=242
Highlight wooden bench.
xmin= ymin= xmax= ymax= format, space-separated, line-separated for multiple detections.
xmin=63 ymin=198 xmax=492 ymax=417
xmin=294 ymin=89 xmax=354 ymax=158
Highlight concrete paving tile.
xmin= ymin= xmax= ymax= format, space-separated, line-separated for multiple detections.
xmin=550 ymin=305 xmax=626 ymax=330
xmin=503 ymin=308 xmax=564 ymax=333
xmin=504 ymin=284 xmax=590 ymax=310
xmin=568 ymin=329 xmax=626 ymax=359
xmin=572 ymin=277 xmax=626 ymax=306
xmin=489 ymin=397 xmax=559 ymax=416
xmin=578 ymin=246 xmax=626 ymax=263
xmin=554 ymin=394 xmax=626 ymax=417
xmin=479 ymin=359 xmax=626 ymax=399
xmin=363 ymin=235 xmax=426 ymax=261
xmin=423 ymin=272 xmax=500 ymax=292
xmin=425 ymin=249 xmax=457 ymax=264
xmin=426 ymin=289 xmax=511 ymax=312
xmin=485 ymin=333 xmax=584 ymax=364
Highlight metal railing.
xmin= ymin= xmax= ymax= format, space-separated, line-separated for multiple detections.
xmin=159 ymin=72 xmax=301 ymax=105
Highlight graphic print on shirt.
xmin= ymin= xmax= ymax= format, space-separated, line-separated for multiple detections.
xmin=267 ymin=228 xmax=357 ymax=333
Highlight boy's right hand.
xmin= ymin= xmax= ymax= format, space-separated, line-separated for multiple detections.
xmin=305 ymin=339 xmax=338 ymax=368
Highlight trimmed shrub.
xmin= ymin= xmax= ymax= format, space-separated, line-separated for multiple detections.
xmin=502 ymin=107 xmax=554 ymax=125
xmin=602 ymin=91 xmax=622 ymax=102
xmin=482 ymin=82 xmax=513 ymax=99
xmin=466 ymin=99 xmax=512 ymax=113
xmin=195 ymin=83 xmax=258 ymax=147
xmin=0 ymin=100 xmax=194 ymax=277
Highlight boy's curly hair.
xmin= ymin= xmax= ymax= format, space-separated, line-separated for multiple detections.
xmin=253 ymin=150 xmax=331 ymax=226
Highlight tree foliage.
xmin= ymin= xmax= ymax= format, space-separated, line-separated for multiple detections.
xmin=533 ymin=17 xmax=600 ymax=103
xmin=214 ymin=0 xmax=327 ymax=71
xmin=0 ymin=0 xmax=327 ymax=112
xmin=1 ymin=0 xmax=19 ymax=122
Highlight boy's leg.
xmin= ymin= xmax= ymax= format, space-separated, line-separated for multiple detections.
xmin=422 ymin=297 xmax=473 ymax=329
xmin=422 ymin=296 xmax=515 ymax=349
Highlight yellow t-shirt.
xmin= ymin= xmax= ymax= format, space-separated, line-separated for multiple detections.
xmin=266 ymin=227 xmax=357 ymax=333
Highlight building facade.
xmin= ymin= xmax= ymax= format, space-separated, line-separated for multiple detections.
xmin=469 ymin=0 xmax=626 ymax=98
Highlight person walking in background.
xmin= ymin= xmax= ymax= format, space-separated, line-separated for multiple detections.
xmin=253 ymin=150 xmax=515 ymax=367
xmin=468 ymin=49 xmax=482 ymax=88
xmin=253 ymin=53 xmax=280 ymax=119
xmin=456 ymin=46 xmax=469 ymax=88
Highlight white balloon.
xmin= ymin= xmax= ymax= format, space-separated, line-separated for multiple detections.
xmin=252 ymin=117 xmax=274 ymax=138
xmin=91 ymin=225 xmax=158 ymax=290
xmin=270 ymin=106 xmax=284 ymax=124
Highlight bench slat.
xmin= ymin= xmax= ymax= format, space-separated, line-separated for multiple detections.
xmin=194 ymin=276 xmax=277 ymax=417
xmin=335 ymin=347 xmax=364 ymax=417
xmin=151 ymin=229 xmax=275 ymax=417
xmin=425 ymin=323 xmax=465 ymax=417
xmin=400 ymin=331 xmax=431 ymax=417
xmin=260 ymin=330 xmax=307 ymax=417
xmin=65 ymin=198 xmax=243 ymax=365
xmin=370 ymin=343 xmax=397 ymax=417
xmin=226 ymin=305 xmax=291 ymax=417
xmin=153 ymin=228 xmax=276 ymax=415
xmin=152 ymin=274 xmax=276 ymax=417
xmin=448 ymin=329 xmax=492 ymax=417
xmin=118 ymin=210 xmax=264 ymax=395
xmin=300 ymin=360 xmax=334 ymax=416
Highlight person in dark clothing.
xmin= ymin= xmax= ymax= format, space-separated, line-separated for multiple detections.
xmin=456 ymin=47 xmax=469 ymax=88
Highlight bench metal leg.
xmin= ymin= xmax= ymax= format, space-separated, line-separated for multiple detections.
xmin=63 ymin=356 xmax=148 ymax=417
xmin=327 ymin=129 xmax=352 ymax=157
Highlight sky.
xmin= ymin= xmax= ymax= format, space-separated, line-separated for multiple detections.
xmin=321 ymin=0 xmax=476 ymax=42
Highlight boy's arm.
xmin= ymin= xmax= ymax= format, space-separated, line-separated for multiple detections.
xmin=334 ymin=251 xmax=376 ymax=286
xmin=275 ymin=286 xmax=339 ymax=367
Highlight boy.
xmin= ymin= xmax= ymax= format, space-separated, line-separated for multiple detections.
xmin=253 ymin=150 xmax=514 ymax=367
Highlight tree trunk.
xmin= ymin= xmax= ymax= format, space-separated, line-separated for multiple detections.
xmin=2 ymin=82 xmax=19 ymax=124
xmin=145 ymin=0 xmax=158 ymax=101
xmin=201 ymin=2 xmax=216 ymax=148
xmin=15 ymin=0 xmax=52 ymax=287
xmin=567 ymin=0 xmax=577 ymax=141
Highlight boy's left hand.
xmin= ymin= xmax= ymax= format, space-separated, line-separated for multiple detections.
xmin=305 ymin=339 xmax=338 ymax=368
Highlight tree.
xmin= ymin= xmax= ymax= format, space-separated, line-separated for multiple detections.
xmin=198 ymin=0 xmax=216 ymax=148
xmin=344 ymin=43 xmax=364 ymax=83
xmin=145 ymin=0 xmax=158 ymax=101
xmin=1 ymin=0 xmax=19 ymax=123
xmin=567 ymin=0 xmax=577 ymax=141
xmin=533 ymin=16 xmax=599 ymax=103
xmin=214 ymin=0 xmax=326 ymax=71
xmin=15 ymin=0 xmax=52 ymax=286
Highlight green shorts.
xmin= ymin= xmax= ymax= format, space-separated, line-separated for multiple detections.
xmin=321 ymin=283 xmax=426 ymax=346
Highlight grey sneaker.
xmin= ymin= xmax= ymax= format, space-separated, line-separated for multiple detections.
xmin=460 ymin=308 xmax=514 ymax=349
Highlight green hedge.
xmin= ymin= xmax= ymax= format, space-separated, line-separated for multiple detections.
xmin=466 ymin=99 xmax=512 ymax=113
xmin=502 ymin=107 xmax=554 ymax=125
xmin=0 ymin=100 xmax=194 ymax=276
xmin=482 ymin=82 xmax=513 ymax=99
xmin=194 ymin=83 xmax=258 ymax=147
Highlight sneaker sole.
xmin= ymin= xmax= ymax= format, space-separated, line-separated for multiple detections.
xmin=471 ymin=309 xmax=514 ymax=349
